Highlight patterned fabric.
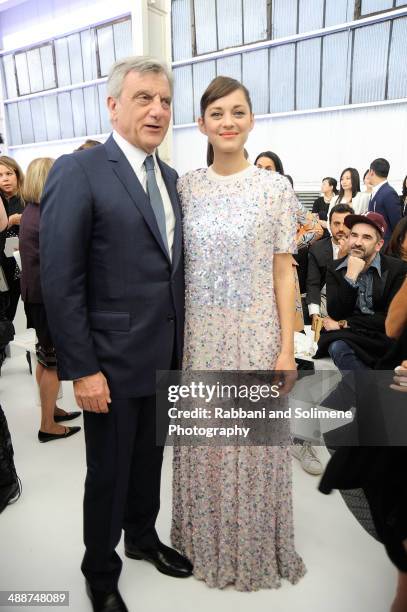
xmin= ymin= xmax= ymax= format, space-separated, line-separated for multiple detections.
xmin=171 ymin=165 xmax=306 ymax=591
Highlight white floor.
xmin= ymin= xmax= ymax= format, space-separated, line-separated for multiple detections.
xmin=0 ymin=353 xmax=396 ymax=612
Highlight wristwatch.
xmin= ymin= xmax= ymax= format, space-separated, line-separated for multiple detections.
xmin=338 ymin=320 xmax=347 ymax=329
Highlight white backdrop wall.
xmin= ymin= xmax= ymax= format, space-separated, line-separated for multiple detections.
xmin=172 ymin=101 xmax=407 ymax=193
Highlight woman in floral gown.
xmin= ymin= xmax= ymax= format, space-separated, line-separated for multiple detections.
xmin=171 ymin=76 xmax=306 ymax=591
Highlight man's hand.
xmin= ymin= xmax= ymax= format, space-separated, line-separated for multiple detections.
xmin=337 ymin=236 xmax=349 ymax=259
xmin=346 ymin=255 xmax=365 ymax=282
xmin=390 ymin=361 xmax=407 ymax=394
xmin=322 ymin=316 xmax=340 ymax=331
xmin=311 ymin=313 xmax=320 ymax=331
xmin=73 ymin=372 xmax=111 ymax=413
xmin=7 ymin=213 xmax=22 ymax=228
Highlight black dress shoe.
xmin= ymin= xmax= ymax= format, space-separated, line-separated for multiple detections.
xmin=38 ymin=426 xmax=81 ymax=443
xmin=54 ymin=411 xmax=81 ymax=423
xmin=85 ymin=582 xmax=128 ymax=612
xmin=124 ymin=539 xmax=193 ymax=578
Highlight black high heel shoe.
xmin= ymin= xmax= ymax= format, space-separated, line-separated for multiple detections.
xmin=38 ymin=426 xmax=81 ymax=443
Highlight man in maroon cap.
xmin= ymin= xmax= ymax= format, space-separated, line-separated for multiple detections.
xmin=315 ymin=211 xmax=407 ymax=370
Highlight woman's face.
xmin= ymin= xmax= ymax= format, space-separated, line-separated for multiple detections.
xmin=256 ymin=156 xmax=276 ymax=172
xmin=0 ymin=164 xmax=18 ymax=197
xmin=199 ymin=89 xmax=254 ymax=157
xmin=341 ymin=171 xmax=352 ymax=191
xmin=321 ymin=179 xmax=333 ymax=195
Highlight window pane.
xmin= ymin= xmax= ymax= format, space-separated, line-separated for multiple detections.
xmin=172 ymin=0 xmax=193 ymax=61
xmin=67 ymin=33 xmax=84 ymax=84
xmin=352 ymin=22 xmax=390 ymax=103
xmin=194 ymin=0 xmax=217 ymax=54
xmin=173 ymin=65 xmax=194 ymax=124
xmin=58 ymin=92 xmax=74 ymax=139
xmin=71 ymin=89 xmax=86 ymax=137
xmin=272 ymin=0 xmax=297 ymax=39
xmin=113 ymin=19 xmax=132 ymax=60
xmin=30 ymin=98 xmax=47 ymax=142
xmin=243 ymin=0 xmax=268 ymax=43
xmin=43 ymin=95 xmax=60 ymax=140
xmin=2 ymin=55 xmax=17 ymax=98
xmin=97 ymin=25 xmax=115 ymax=77
xmin=387 ymin=17 xmax=407 ymax=100
xmin=322 ymin=32 xmax=351 ymax=106
xmin=242 ymin=49 xmax=269 ymax=114
xmin=270 ymin=44 xmax=295 ymax=112
xmin=361 ymin=0 xmax=393 ymax=14
xmin=18 ymin=100 xmax=34 ymax=144
xmin=98 ymin=82 xmax=111 ymax=133
xmin=298 ymin=0 xmax=324 ymax=33
xmin=216 ymin=54 xmax=241 ymax=81
xmin=81 ymin=29 xmax=98 ymax=81
xmin=192 ymin=60 xmax=216 ymax=121
xmin=217 ymin=0 xmax=242 ymax=49
xmin=54 ymin=38 xmax=71 ymax=86
xmin=6 ymin=103 xmax=22 ymax=145
xmin=26 ymin=48 xmax=44 ymax=92
xmin=296 ymin=38 xmax=321 ymax=110
xmin=396 ymin=0 xmax=407 ymax=5
xmin=15 ymin=52 xmax=30 ymax=95
xmin=40 ymin=45 xmax=56 ymax=89
xmin=325 ymin=0 xmax=354 ymax=26
xmin=84 ymin=85 xmax=101 ymax=134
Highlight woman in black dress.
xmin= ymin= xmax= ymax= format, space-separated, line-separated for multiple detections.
xmin=312 ymin=177 xmax=338 ymax=233
xmin=0 ymin=156 xmax=25 ymax=365
xmin=19 ymin=158 xmax=81 ymax=442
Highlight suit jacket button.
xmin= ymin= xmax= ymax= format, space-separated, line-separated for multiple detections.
xmin=167 ymin=315 xmax=175 ymax=322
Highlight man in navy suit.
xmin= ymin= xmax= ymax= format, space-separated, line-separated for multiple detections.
xmin=40 ymin=57 xmax=191 ymax=612
xmin=368 ymin=158 xmax=401 ymax=244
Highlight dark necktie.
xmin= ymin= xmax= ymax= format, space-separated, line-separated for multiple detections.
xmin=144 ymin=155 xmax=169 ymax=255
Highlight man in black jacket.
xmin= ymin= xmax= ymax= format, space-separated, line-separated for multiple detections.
xmin=315 ymin=212 xmax=407 ymax=369
xmin=368 ymin=158 xmax=401 ymax=244
xmin=306 ymin=203 xmax=354 ymax=323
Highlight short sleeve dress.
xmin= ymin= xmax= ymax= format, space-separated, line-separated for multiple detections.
xmin=171 ymin=165 xmax=306 ymax=591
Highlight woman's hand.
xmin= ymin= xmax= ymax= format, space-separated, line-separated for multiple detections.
xmin=8 ymin=213 xmax=22 ymax=228
xmin=274 ymin=352 xmax=298 ymax=396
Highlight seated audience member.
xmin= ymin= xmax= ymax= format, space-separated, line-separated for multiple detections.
xmin=312 ymin=177 xmax=338 ymax=231
xmin=254 ymin=150 xmax=285 ymax=174
xmin=315 ymin=212 xmax=407 ymax=370
xmin=19 ymin=158 xmax=81 ymax=442
xmin=400 ymin=174 xmax=407 ymax=218
xmin=327 ymin=167 xmax=369 ymax=220
xmin=387 ymin=217 xmax=407 ymax=262
xmin=368 ymin=158 xmax=401 ymax=244
xmin=307 ymin=203 xmax=354 ymax=322
xmin=363 ymin=169 xmax=372 ymax=194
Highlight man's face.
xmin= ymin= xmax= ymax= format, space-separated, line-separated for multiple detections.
xmin=348 ymin=223 xmax=383 ymax=262
xmin=330 ymin=212 xmax=351 ymax=244
xmin=107 ymin=70 xmax=172 ymax=153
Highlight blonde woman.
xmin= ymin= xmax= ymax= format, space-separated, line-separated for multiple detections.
xmin=19 ymin=158 xmax=81 ymax=442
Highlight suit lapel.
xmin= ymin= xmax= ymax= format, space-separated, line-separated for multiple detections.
xmin=104 ymin=135 xmax=170 ymax=261
xmin=158 ymin=158 xmax=182 ymax=273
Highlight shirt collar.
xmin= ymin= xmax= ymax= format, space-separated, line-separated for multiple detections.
xmin=336 ymin=252 xmax=382 ymax=276
xmin=371 ymin=180 xmax=387 ymax=199
xmin=112 ymin=130 xmax=157 ymax=173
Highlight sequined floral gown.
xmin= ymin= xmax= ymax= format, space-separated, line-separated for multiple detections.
xmin=171 ymin=165 xmax=306 ymax=591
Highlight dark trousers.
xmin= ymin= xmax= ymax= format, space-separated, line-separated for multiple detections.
xmin=81 ymin=395 xmax=166 ymax=591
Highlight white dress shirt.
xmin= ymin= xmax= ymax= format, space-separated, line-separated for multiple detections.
xmin=112 ymin=130 xmax=175 ymax=258
xmin=370 ymin=180 xmax=388 ymax=206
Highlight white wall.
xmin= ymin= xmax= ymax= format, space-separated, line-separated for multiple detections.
xmin=173 ymin=101 xmax=407 ymax=193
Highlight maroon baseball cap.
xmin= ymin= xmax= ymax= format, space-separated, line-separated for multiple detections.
xmin=344 ymin=211 xmax=387 ymax=238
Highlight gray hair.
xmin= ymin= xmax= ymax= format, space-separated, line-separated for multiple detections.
xmin=107 ymin=56 xmax=173 ymax=99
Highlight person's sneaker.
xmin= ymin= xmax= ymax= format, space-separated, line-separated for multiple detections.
xmin=291 ymin=442 xmax=323 ymax=475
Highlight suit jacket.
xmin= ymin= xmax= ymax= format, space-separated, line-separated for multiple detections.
xmin=306 ymin=237 xmax=334 ymax=308
xmin=369 ymin=182 xmax=401 ymax=242
xmin=40 ymin=135 xmax=184 ymax=398
xmin=314 ymin=253 xmax=407 ymax=366
xmin=19 ymin=202 xmax=42 ymax=303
